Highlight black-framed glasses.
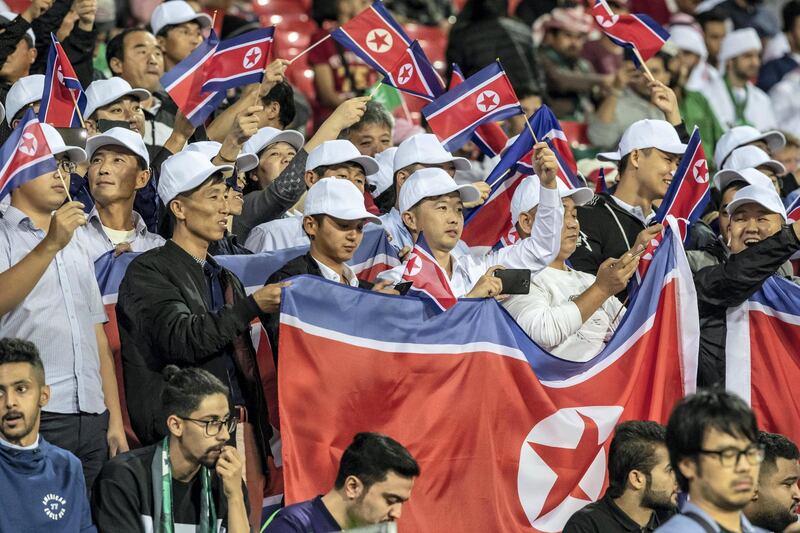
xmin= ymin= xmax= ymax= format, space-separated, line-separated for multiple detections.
xmin=180 ymin=415 xmax=238 ymax=437
xmin=697 ymin=445 xmax=765 ymax=468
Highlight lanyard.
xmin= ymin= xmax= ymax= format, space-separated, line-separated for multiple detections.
xmin=724 ymin=76 xmax=751 ymax=127
xmin=157 ymin=437 xmax=217 ymax=533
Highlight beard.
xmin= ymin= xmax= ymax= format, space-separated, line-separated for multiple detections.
xmin=747 ymin=500 xmax=797 ymax=533
xmin=641 ymin=477 xmax=677 ymax=514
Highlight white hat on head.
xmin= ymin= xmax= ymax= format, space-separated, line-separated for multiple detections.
xmin=304 ymin=178 xmax=381 ymax=224
xmin=510 ymin=176 xmax=593 ymax=224
xmin=241 ymin=127 xmax=305 ymax=156
xmin=84 ymin=78 xmax=151 ymax=118
xmin=597 ymin=119 xmax=687 ymax=162
xmin=41 ymin=123 xmax=86 ymax=162
xmin=714 ymin=126 xmax=785 ymax=169
xmin=399 ymin=167 xmax=480 ymax=213
xmin=158 ymin=151 xmax=233 ymax=204
xmin=6 ymin=75 xmax=43 ymax=125
xmin=668 ymin=25 xmax=708 ymax=60
xmin=151 ymin=0 xmax=212 ymax=37
xmin=722 ymin=145 xmax=785 ymax=176
xmin=0 ymin=12 xmax=34 ymax=46
xmin=367 ymin=147 xmax=397 ymax=198
xmin=305 ymin=140 xmax=379 ymax=175
xmin=393 ymin=133 xmax=471 ymax=173
xmin=86 ymin=127 xmax=149 ymax=166
xmin=726 ymin=184 xmax=787 ymax=222
xmin=718 ymin=28 xmax=761 ymax=74
xmin=713 ymin=167 xmax=775 ymax=193
xmin=185 ymin=141 xmax=258 ymax=172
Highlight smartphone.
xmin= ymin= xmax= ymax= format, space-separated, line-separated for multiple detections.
xmin=394 ymin=281 xmax=413 ymax=295
xmin=493 ymin=269 xmax=531 ymax=295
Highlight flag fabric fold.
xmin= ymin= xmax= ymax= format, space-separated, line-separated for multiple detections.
xmin=201 ymin=27 xmax=275 ymax=93
xmin=591 ymin=0 xmax=670 ymax=66
xmin=529 ymin=104 xmax=579 ymax=179
xmin=383 ymin=40 xmax=444 ymax=100
xmin=39 ymin=34 xmax=87 ymax=127
xmin=401 ymin=232 xmax=457 ymax=312
xmin=0 ymin=108 xmax=57 ymax=200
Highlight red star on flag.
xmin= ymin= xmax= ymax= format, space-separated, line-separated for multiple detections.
xmin=369 ymin=30 xmax=389 ymax=51
xmin=244 ymin=49 xmax=260 ymax=68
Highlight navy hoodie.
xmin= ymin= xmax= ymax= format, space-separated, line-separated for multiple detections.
xmin=0 ymin=436 xmax=95 ymax=532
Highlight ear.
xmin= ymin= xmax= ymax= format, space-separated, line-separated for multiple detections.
xmin=630 ymin=149 xmax=641 ymax=170
xmin=304 ymin=170 xmax=318 ymax=189
xmin=627 ymin=469 xmax=647 ymax=491
xmin=518 ymin=209 xmax=535 ymax=236
xmin=170 ymin=198 xmax=187 ymax=222
xmin=85 ymin=118 xmax=98 ymax=137
xmin=156 ymin=35 xmax=167 ymax=50
xmin=401 ymin=209 xmax=417 ymax=233
xmin=303 ymin=215 xmax=318 ymax=240
xmin=109 ymin=57 xmax=124 ymax=76
xmin=27 ymin=47 xmax=36 ymax=65
xmin=166 ymin=414 xmax=184 ymax=437
xmin=39 ymin=384 xmax=50 ymax=409
xmin=395 ymin=169 xmax=410 ymax=194
xmin=343 ymin=475 xmax=365 ymax=501
xmin=135 ymin=169 xmax=152 ymax=190
xmin=265 ymin=101 xmax=279 ymax=121
xmin=678 ymin=456 xmax=697 ymax=486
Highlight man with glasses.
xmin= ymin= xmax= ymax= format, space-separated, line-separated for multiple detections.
xmin=656 ymin=389 xmax=768 ymax=532
xmin=93 ymin=365 xmax=250 ymax=532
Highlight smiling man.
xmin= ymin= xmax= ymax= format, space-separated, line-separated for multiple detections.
xmin=744 ymin=432 xmax=800 ymax=533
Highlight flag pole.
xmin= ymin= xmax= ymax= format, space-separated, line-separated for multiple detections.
xmin=632 ymin=47 xmax=655 ymax=82
xmin=289 ymin=35 xmax=331 ymax=65
xmin=523 ymin=115 xmax=538 ymax=144
xmin=368 ymin=80 xmax=383 ymax=98
xmin=56 ymin=167 xmax=73 ymax=202
xmin=69 ymin=91 xmax=86 ymax=129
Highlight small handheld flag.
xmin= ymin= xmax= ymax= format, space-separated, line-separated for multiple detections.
xmin=0 ymin=109 xmax=58 ymax=201
xmin=591 ymin=0 xmax=669 ymax=69
xmin=450 ymin=63 xmax=509 ymax=158
xmin=787 ymin=195 xmax=800 ymax=223
xmin=529 ymin=105 xmax=582 ymax=187
xmin=402 ymin=232 xmax=457 ymax=312
xmin=39 ymin=34 xmax=87 ymax=128
xmin=201 ymin=27 xmax=275 ymax=93
xmin=384 ymin=41 xmax=444 ymax=100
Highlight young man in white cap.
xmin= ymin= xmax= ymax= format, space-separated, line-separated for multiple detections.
xmin=502 ymin=176 xmax=637 ymax=361
xmin=245 ymin=139 xmax=379 ymax=253
xmin=72 ymin=127 xmax=165 ymax=261
xmin=240 ymin=126 xmax=305 ymax=202
xmin=117 ymin=150 xmax=287 ymax=529
xmin=4 ymin=74 xmax=43 ymax=129
xmin=695 ymin=183 xmax=800 ymax=387
xmin=0 ymin=124 xmax=128 ymax=489
xmin=714 ymin=125 xmax=786 ymax=170
xmin=84 ymin=77 xmax=151 ymax=138
xmin=150 ymin=0 xmax=212 ymax=71
xmin=570 ymin=119 xmax=681 ymax=283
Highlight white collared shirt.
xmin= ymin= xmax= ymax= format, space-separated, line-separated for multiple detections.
xmin=0 ymin=434 xmax=39 ymax=451
xmin=313 ymin=257 xmax=360 ymax=287
xmin=245 ymin=215 xmax=308 ymax=253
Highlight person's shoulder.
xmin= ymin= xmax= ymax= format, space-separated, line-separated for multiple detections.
xmin=267 ymin=253 xmax=313 ymax=283
xmin=96 ymin=444 xmax=155 ymax=482
xmin=263 ymin=499 xmax=319 ymax=532
xmin=562 ymin=499 xmax=606 ymax=532
xmin=654 ymin=513 xmax=705 ymax=532
xmin=576 ymin=194 xmax=614 ymax=222
xmin=38 ymin=438 xmax=84 ymax=474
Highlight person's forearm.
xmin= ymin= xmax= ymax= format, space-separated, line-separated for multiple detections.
xmin=593 ymin=93 xmax=620 ymax=125
xmin=96 ymin=327 xmax=124 ymax=434
xmin=206 ymin=91 xmax=254 ymax=143
xmin=226 ymin=494 xmax=249 ymax=533
xmin=0 ymin=241 xmax=58 ymax=316
xmin=572 ymin=283 xmax=612 ymax=323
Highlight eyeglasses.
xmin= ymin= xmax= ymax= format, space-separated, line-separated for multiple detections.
xmin=697 ymin=445 xmax=765 ymax=468
xmin=57 ymin=159 xmax=77 ymax=174
xmin=180 ymin=415 xmax=238 ymax=437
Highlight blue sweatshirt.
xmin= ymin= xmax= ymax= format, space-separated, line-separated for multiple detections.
xmin=0 ymin=436 xmax=96 ymax=532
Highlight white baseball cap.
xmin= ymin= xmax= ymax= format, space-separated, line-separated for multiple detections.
xmin=304 ymin=178 xmax=381 ymax=224
xmin=151 ymin=0 xmax=212 ymax=37
xmin=597 ymin=119 xmax=687 ymax=162
xmin=714 ymin=126 xmax=785 ymax=168
xmin=713 ymin=167 xmax=775 ymax=193
xmin=41 ymin=123 xmax=87 ymax=162
xmin=510 ymin=175 xmax=593 ymax=224
xmin=722 ymin=145 xmax=785 ymax=176
xmin=84 ymin=78 xmax=151 ymax=119
xmin=86 ymin=127 xmax=150 ymax=166
xmin=241 ymin=127 xmax=305 ymax=156
xmin=368 ymin=147 xmax=397 ymax=198
xmin=0 ymin=12 xmax=34 ymax=46
xmin=158 ymin=151 xmax=233 ymax=204
xmin=399 ymin=167 xmax=480 ymax=213
xmin=185 ymin=141 xmax=258 ymax=172
xmin=6 ymin=74 xmax=43 ymax=125
xmin=727 ymin=184 xmax=788 ymax=222
xmin=393 ymin=133 xmax=471 ymax=173
xmin=305 ymin=140 xmax=379 ymax=175
xmin=718 ymin=28 xmax=761 ymax=75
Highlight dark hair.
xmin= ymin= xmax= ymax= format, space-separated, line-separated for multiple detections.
xmin=0 ymin=338 xmax=45 ymax=385
xmin=696 ymin=7 xmax=729 ymax=29
xmin=666 ymin=389 xmax=759 ymax=492
xmin=154 ymin=20 xmax=200 ymax=38
xmin=161 ymin=365 xmax=229 ymax=419
xmin=175 ymin=173 xmax=226 ymax=200
xmin=720 ymin=180 xmax=747 ymax=200
xmin=334 ymin=432 xmax=420 ymax=490
xmin=261 ymin=81 xmax=296 ymax=129
xmin=106 ymin=28 xmax=151 ymax=74
xmin=617 ymin=147 xmax=653 ymax=175
xmin=311 ymin=162 xmax=365 ymax=178
xmin=759 ymin=431 xmax=800 ymax=476
xmin=454 ymin=0 xmax=508 ymax=26
xmin=338 ymin=100 xmax=394 ymax=140
xmin=607 ymin=421 xmax=666 ymax=498
xmin=784 ymin=1 xmax=800 ymax=32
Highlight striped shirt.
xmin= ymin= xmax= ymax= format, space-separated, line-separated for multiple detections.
xmin=0 ymin=206 xmax=107 ymax=414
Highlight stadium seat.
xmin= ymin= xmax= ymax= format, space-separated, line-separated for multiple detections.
xmin=561 ymin=121 xmax=590 ymax=147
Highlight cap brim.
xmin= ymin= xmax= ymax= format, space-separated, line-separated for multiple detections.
xmin=562 ymin=187 xmax=594 ymax=206
xmin=53 ymin=145 xmax=87 ymax=163
xmin=181 ymin=163 xmax=234 ymax=195
xmin=456 ymin=183 xmax=481 ymax=205
xmin=657 ymin=142 xmax=688 ymax=156
xmin=756 ymin=131 xmax=786 ymax=153
xmin=267 ymin=130 xmax=304 ymax=152
xmin=235 ymin=152 xmax=259 ymax=172
xmin=86 ymin=135 xmax=136 ymax=161
xmin=176 ymin=12 xmax=213 ymax=28
xmin=760 ymin=160 xmax=786 ymax=176
xmin=318 ymin=208 xmax=382 ymax=225
xmin=727 ymin=195 xmax=787 ymax=221
xmin=597 ymin=151 xmax=621 ymax=162
xmin=349 ymin=155 xmax=380 ymax=176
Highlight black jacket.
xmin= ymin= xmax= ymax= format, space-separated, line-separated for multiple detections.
xmin=695 ymin=226 xmax=800 ymax=387
xmin=116 ymin=240 xmax=272 ymax=463
xmin=30 ymin=0 xmax=96 ymax=87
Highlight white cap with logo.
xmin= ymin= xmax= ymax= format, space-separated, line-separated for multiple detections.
xmin=158 ymin=151 xmax=233 ymax=204
xmin=241 ymin=127 xmax=305 ymax=156
xmin=41 ymin=123 xmax=87 ymax=162
xmin=722 ymin=145 xmax=785 ymax=176
xmin=713 ymin=167 xmax=776 ymax=193
xmin=714 ymin=126 xmax=785 ymax=169
xmin=86 ymin=127 xmax=150 ymax=166
xmin=305 ymin=140 xmax=379 ymax=175
xmin=6 ymin=75 xmax=43 ymax=125
xmin=85 ymin=78 xmax=151 ymax=118
xmin=304 ymin=178 xmax=381 ymax=224
xmin=597 ymin=119 xmax=687 ymax=162
xmin=510 ymin=175 xmax=593 ymax=224
xmin=726 ymin=184 xmax=788 ymax=222
xmin=185 ymin=141 xmax=258 ymax=172
xmin=398 ymin=167 xmax=480 ymax=213
xmin=151 ymin=0 xmax=212 ymax=36
xmin=393 ymin=133 xmax=471 ymax=173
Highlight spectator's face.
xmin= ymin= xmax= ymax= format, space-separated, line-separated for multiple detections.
xmin=14 ymin=158 xmax=71 ymax=212
xmin=10 ymin=101 xmax=40 ymax=129
xmin=0 ymin=39 xmax=35 ymax=85
xmin=171 ymin=178 xmax=231 ymax=242
xmin=225 ymin=183 xmax=244 ymax=216
xmin=729 ymin=203 xmax=783 ymax=254
xmin=676 ymin=0 xmax=699 ymax=14
xmin=348 ymin=122 xmax=392 ymax=157
xmin=404 ymin=193 xmax=464 ymax=253
xmin=159 ymin=22 xmax=204 ymax=66
xmin=745 ymin=457 xmax=800 ymax=532
xmin=172 ymin=393 xmax=231 ymax=468
xmin=0 ymin=362 xmax=48 ymax=446
xmin=113 ymin=31 xmax=164 ymax=93
xmin=88 ymin=147 xmax=149 ymax=207
xmin=550 ymin=30 xmax=587 ymax=60
xmin=559 ymin=197 xmax=580 ymax=258
xmin=642 ymin=445 xmax=679 ymax=512
xmin=755 ymin=165 xmax=781 ymax=194
xmin=344 ymin=472 xmax=415 ymax=525
xmin=677 ymin=50 xmax=701 ymax=75
xmin=304 ymin=215 xmax=365 ymax=263
xmin=255 ymin=141 xmax=296 ymax=188
xmin=729 ymin=51 xmax=761 ymax=81
xmin=634 ymin=148 xmax=680 ymax=200
xmin=718 ymin=186 xmax=739 ymax=244
xmin=702 ymin=21 xmax=727 ymax=62
xmin=321 ymin=163 xmax=367 ymax=192
xmin=774 ymin=144 xmax=799 ymax=175
xmin=94 ymin=96 xmax=146 ymax=136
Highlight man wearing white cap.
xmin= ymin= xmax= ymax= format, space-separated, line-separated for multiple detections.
xmin=240 ymin=126 xmax=304 ymax=199
xmin=0 ymin=124 xmax=128 ymax=488
xmin=245 ymin=139 xmax=379 ymax=253
xmin=697 ymin=28 xmax=776 ymax=131
xmin=150 ymin=0 xmax=212 ymax=71
xmin=84 ymin=77 xmax=151 ymax=138
xmin=695 ymin=184 xmax=800 ymax=387
xmin=502 ymin=177 xmax=634 ymax=361
xmin=713 ymin=125 xmax=786 ymax=169
xmin=117 ymin=150 xmax=287 ymax=529
xmin=4 ymin=74 xmax=42 ymax=128
xmin=722 ymin=145 xmax=785 ymax=193
xmin=570 ymin=119 xmax=682 ymax=284
xmin=72 ymin=127 xmax=165 ymax=261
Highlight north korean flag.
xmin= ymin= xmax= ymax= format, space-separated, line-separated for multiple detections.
xmin=450 ymin=63 xmax=509 ymax=158
xmin=330 ymin=0 xmax=412 ymax=77
xmin=786 ymin=195 xmax=800 ymax=222
xmin=39 ymin=34 xmax=87 ymax=128
xmin=402 ymin=232 xmax=457 ymax=312
xmin=529 ymin=104 xmax=579 ymax=178
xmin=423 ymin=61 xmax=523 ymax=152
xmin=0 ymin=109 xmax=58 ymax=200
xmin=591 ymin=0 xmax=670 ymax=66
xmin=595 ymin=167 xmax=609 ymax=194
xmin=384 ymin=40 xmax=444 ymax=100
xmin=201 ymin=27 xmax=274 ymax=93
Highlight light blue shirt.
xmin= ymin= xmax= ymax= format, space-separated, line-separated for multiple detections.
xmin=0 ymin=206 xmax=107 ymax=414
xmin=655 ymin=501 xmax=768 ymax=533
xmin=72 ymin=207 xmax=165 ymax=262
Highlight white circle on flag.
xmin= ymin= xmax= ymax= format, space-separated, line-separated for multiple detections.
xmin=397 ymin=63 xmax=414 ymax=85
xmin=242 ymin=47 xmax=262 ymax=69
xmin=18 ymin=133 xmax=37 ymax=156
xmin=404 ymin=253 xmax=422 ymax=277
xmin=366 ymin=29 xmax=393 ymax=53
xmin=692 ymin=159 xmax=709 ymax=183
xmin=476 ymin=90 xmax=500 ymax=113
xmin=594 ymin=13 xmax=619 ymax=28
xmin=56 ymin=65 xmax=64 ymax=84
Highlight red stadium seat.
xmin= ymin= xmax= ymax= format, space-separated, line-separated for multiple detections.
xmin=251 ymin=0 xmax=309 ymax=17
xmin=560 ymin=121 xmax=590 ymax=147
xmin=405 ymin=24 xmax=448 ymax=72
